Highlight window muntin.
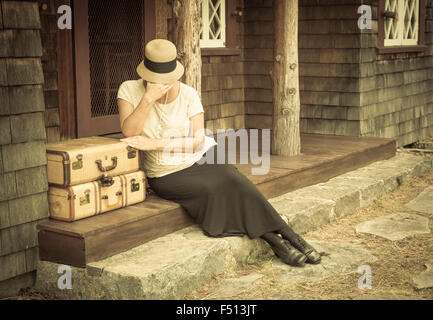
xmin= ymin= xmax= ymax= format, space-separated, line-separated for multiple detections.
xmin=200 ymin=0 xmax=226 ymax=48
xmin=384 ymin=0 xmax=419 ymax=46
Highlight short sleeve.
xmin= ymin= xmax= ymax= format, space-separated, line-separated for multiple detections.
xmin=117 ymin=81 xmax=132 ymax=104
xmin=187 ymin=88 xmax=204 ymax=119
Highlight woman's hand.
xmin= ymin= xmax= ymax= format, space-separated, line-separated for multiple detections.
xmin=143 ymin=82 xmax=174 ymax=103
xmin=121 ymin=136 xmax=162 ymax=151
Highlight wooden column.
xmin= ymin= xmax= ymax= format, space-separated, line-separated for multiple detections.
xmin=272 ymin=0 xmax=300 ymax=156
xmin=171 ymin=0 xmax=202 ymax=97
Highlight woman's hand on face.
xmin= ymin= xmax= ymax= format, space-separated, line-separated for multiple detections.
xmin=121 ymin=136 xmax=161 ymax=151
xmin=143 ymin=82 xmax=174 ymax=103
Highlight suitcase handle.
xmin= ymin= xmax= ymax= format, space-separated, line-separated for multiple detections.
xmin=95 ymin=157 xmax=118 ymax=172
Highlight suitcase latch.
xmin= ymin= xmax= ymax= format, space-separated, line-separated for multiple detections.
xmin=99 ymin=174 xmax=115 ymax=187
xmin=79 ymin=189 xmax=90 ymax=206
xmin=127 ymin=146 xmax=137 ymax=159
xmin=72 ymin=154 xmax=83 ymax=170
xmin=131 ymin=178 xmax=140 ymax=192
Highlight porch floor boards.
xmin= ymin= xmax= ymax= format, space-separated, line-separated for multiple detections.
xmin=37 ymin=133 xmax=396 ymax=268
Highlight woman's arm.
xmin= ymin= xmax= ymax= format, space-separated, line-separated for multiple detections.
xmin=119 ymin=83 xmax=173 ymax=137
xmin=121 ymin=112 xmax=206 ymax=153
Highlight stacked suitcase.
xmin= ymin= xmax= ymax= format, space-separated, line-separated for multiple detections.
xmin=46 ymin=136 xmax=147 ymax=222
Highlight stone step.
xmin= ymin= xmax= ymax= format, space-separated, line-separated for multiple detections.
xmin=34 ymin=152 xmax=432 ymax=299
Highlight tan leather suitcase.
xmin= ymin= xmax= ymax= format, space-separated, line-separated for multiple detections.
xmin=48 ymin=171 xmax=146 ymax=222
xmin=46 ymin=136 xmax=140 ymax=187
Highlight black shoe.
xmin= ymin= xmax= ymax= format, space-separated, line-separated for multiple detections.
xmin=269 ymin=238 xmax=307 ymax=267
xmin=279 ymin=227 xmax=322 ymax=264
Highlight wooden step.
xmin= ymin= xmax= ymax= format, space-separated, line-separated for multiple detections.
xmin=38 ymin=194 xmax=194 ymax=267
xmin=37 ymin=133 xmax=396 ymax=268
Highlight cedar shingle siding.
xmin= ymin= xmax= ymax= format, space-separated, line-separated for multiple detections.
xmin=0 ymin=0 xmax=49 ymax=298
xmin=298 ymin=0 xmax=433 ymax=146
xmin=39 ymin=0 xmax=60 ymax=143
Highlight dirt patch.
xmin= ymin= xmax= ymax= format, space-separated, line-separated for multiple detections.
xmin=1 ymin=287 xmax=58 ymax=300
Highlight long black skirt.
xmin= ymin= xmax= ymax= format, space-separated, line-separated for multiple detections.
xmin=147 ymin=145 xmax=288 ymax=239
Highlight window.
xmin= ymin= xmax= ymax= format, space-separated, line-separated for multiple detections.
xmin=384 ymin=0 xmax=419 ymax=46
xmin=200 ymin=0 xmax=226 ymax=48
xmin=378 ymin=0 xmax=426 ymax=53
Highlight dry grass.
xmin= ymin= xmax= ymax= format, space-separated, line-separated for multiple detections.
xmin=187 ymin=167 xmax=433 ymax=300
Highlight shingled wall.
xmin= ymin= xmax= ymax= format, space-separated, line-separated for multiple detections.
xmin=38 ymin=0 xmax=61 ymax=143
xmin=242 ymin=0 xmax=274 ymax=131
xmin=358 ymin=0 xmax=433 ymax=146
xmin=298 ymin=0 xmax=433 ymax=147
xmin=0 ymin=0 xmax=49 ymax=298
xmin=167 ymin=0 xmax=246 ymax=134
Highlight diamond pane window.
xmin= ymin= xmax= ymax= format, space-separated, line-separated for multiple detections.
xmin=384 ymin=0 xmax=419 ymax=46
xmin=200 ymin=0 xmax=226 ymax=48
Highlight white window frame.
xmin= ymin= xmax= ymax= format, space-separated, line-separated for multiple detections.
xmin=200 ymin=0 xmax=226 ymax=48
xmin=384 ymin=0 xmax=419 ymax=46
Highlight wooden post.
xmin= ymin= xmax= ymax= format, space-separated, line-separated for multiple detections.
xmin=272 ymin=0 xmax=301 ymax=156
xmin=171 ymin=0 xmax=202 ymax=97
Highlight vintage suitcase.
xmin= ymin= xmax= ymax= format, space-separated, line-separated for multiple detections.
xmin=46 ymin=136 xmax=140 ymax=187
xmin=48 ymin=171 xmax=146 ymax=222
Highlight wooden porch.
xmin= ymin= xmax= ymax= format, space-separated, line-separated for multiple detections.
xmin=37 ymin=133 xmax=396 ymax=268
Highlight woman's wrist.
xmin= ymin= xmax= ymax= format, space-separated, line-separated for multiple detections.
xmin=140 ymin=93 xmax=156 ymax=106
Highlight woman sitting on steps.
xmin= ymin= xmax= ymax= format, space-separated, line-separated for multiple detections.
xmin=117 ymin=39 xmax=321 ymax=267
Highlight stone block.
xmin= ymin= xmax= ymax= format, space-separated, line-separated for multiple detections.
xmin=8 ymin=85 xmax=45 ymax=114
xmin=271 ymin=241 xmax=377 ymax=285
xmin=1 ymin=1 xmax=40 ymax=29
xmin=6 ymin=58 xmax=44 ymax=86
xmin=8 ymin=192 xmax=49 ymax=227
xmin=356 ymin=212 xmax=430 ymax=241
xmin=2 ymin=140 xmax=47 ymax=173
xmin=0 ymin=87 xmax=9 ymax=116
xmin=413 ymin=260 xmax=433 ymax=290
xmin=10 ymin=112 xmax=46 ymax=143
xmin=0 ymin=200 xmax=10 ymax=230
xmin=404 ymin=186 xmax=433 ymax=216
xmin=15 ymin=166 xmax=48 ymax=197
xmin=268 ymin=196 xmax=336 ymax=235
xmin=0 ymin=116 xmax=11 ymax=145
xmin=0 ymin=172 xmax=16 ymax=202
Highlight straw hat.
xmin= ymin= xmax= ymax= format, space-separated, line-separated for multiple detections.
xmin=136 ymin=39 xmax=184 ymax=85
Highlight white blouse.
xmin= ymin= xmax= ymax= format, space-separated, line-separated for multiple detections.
xmin=117 ymin=79 xmax=217 ymax=178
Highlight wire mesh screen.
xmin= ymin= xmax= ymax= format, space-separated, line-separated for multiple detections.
xmin=88 ymin=0 xmax=144 ymax=118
